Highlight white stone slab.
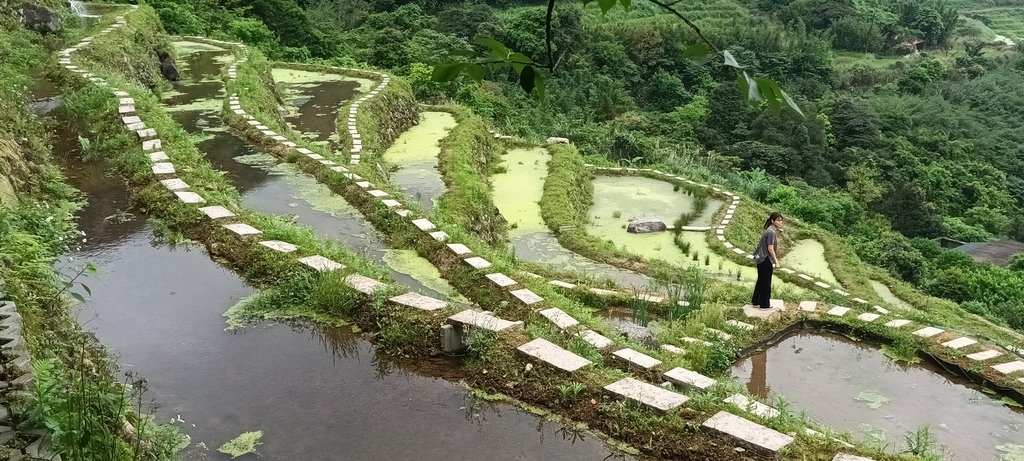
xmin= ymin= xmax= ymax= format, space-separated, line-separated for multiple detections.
xmin=142 ymin=139 xmax=161 ymax=151
xmin=160 ymin=178 xmax=188 ymax=191
xmin=832 ymin=454 xmax=875 ymax=461
xmin=199 ymin=206 xmax=234 ymax=219
xmin=411 ymin=218 xmax=436 ymax=231
xmin=834 ymin=289 xmax=850 ymax=296
xmin=857 ymin=313 xmax=880 ymax=322
xmin=517 ymin=338 xmax=591 ymax=372
xmin=344 ymin=274 xmax=385 ymax=294
xmin=174 ymin=191 xmax=205 ymax=204
xmin=394 ymin=209 xmax=411 ymax=217
xmin=448 ymin=310 xmax=522 ymax=332
xmin=993 ymin=361 xmax=1024 ymax=374
xmin=539 ymin=308 xmax=579 ymax=329
xmin=122 ymin=115 xmax=141 ymax=124
xmin=296 ymin=148 xmax=314 ymax=155
xmin=260 ymin=130 xmax=277 ymax=136
xmin=429 ymin=231 xmax=449 ymax=241
xmin=258 ymin=240 xmax=297 ymax=253
xmin=510 ymin=288 xmax=543 ymax=305
xmin=798 ymin=301 xmax=817 ymax=312
xmin=682 ymin=337 xmax=713 ymax=347
xmin=577 ymin=330 xmax=613 ymax=349
xmin=707 ymin=328 xmax=733 ymax=341
xmin=390 ymin=292 xmax=447 ymax=311
xmin=826 ymin=306 xmax=850 ymax=316
xmin=381 ymin=199 xmax=401 ymax=208
xmin=852 ymin=297 xmax=869 ymax=304
xmin=798 ymin=274 xmax=814 ymax=281
xmin=367 ymin=189 xmax=389 ymax=198
xmin=330 ymin=166 xmax=348 ymax=173
xmin=118 ymin=98 xmax=134 ymax=105
xmin=726 ymin=320 xmax=754 ymax=331
xmin=724 ymin=394 xmax=779 ymax=418
xmin=485 ymin=273 xmax=517 ymax=288
xmin=148 ymin=151 xmax=169 ymax=162
xmin=283 ymin=141 xmax=297 ymax=147
xmin=549 ymin=280 xmax=577 ymax=289
xmin=885 ymin=319 xmax=912 ymax=328
xmin=589 ymin=287 xmax=619 ymax=296
xmin=635 ymin=293 xmax=665 ymax=303
xmin=137 ymin=128 xmax=157 ymax=138
xmin=463 ymin=257 xmax=491 ymax=270
xmin=247 ymin=120 xmax=261 ymax=126
xmin=613 ymin=348 xmax=662 ymax=370
xmin=874 ymin=305 xmax=890 ymax=314
xmin=732 ymin=248 xmax=745 ymax=255
xmin=664 ymin=367 xmax=716 ymax=390
xmin=661 ymin=344 xmax=685 ymax=355
xmin=254 ymin=125 xmax=269 ymax=131
xmin=942 ymin=337 xmax=977 ymax=349
xmin=272 ymin=135 xmax=287 ymax=142
xmin=307 ymin=153 xmax=325 ymax=160
xmin=151 ymin=163 xmax=175 ymax=175
xmin=702 ymin=411 xmax=793 ymax=453
xmin=319 ymin=159 xmax=337 ymax=166
xmin=605 ymin=377 xmax=688 ymax=412
xmin=913 ymin=326 xmax=944 ymax=338
xmin=814 ymin=281 xmax=831 ymax=289
xmin=967 ymin=350 xmax=1004 ymax=361
xmin=223 ymin=223 xmax=261 ymax=236
xmin=118 ymin=105 xmax=135 ymax=114
xmin=446 ymin=243 xmax=472 ymax=256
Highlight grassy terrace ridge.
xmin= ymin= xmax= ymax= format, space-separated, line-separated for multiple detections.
xmin=215 ymin=41 xmax=959 ymax=461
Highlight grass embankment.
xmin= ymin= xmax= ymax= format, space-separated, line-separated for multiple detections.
xmin=433 ymin=105 xmax=509 ymax=246
xmin=1 ymin=8 xmax=186 ymax=460
xmin=230 ymin=57 xmax=924 ymax=458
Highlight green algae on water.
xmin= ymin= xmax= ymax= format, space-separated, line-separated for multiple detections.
xmin=383 ymin=249 xmax=466 ymax=301
xmin=870 ymin=280 xmax=912 ymax=310
xmin=780 ymin=239 xmax=838 ymax=284
xmin=382 ymin=112 xmax=457 ymax=165
xmin=492 ymin=147 xmax=551 ymax=235
xmin=855 ymin=389 xmax=890 ymax=409
xmin=171 ymin=40 xmax=226 ymax=54
xmin=218 ymin=431 xmax=263 ymax=458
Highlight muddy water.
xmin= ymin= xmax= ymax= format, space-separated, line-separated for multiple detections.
xmin=871 ymin=280 xmax=912 ymax=310
xmin=382 ymin=111 xmax=456 ymax=209
xmin=43 ymin=58 xmax=632 ymax=461
xmin=492 ymin=148 xmax=652 ymax=288
xmin=731 ymin=331 xmax=1024 ymax=459
xmin=587 ymin=176 xmax=756 ymax=283
xmin=271 ymin=68 xmax=362 ymax=150
xmin=780 ymin=239 xmax=838 ymax=284
xmin=166 ymin=42 xmax=454 ymax=299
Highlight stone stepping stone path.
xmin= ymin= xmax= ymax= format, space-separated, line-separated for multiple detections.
xmin=702 ymin=411 xmax=794 ymax=455
xmin=517 ymin=338 xmax=592 ymax=372
xmin=484 ymin=273 xmax=517 ymax=288
xmin=613 ymin=348 xmax=662 ymax=370
xmin=577 ymin=330 xmax=613 ymax=349
xmin=510 ymin=288 xmax=543 ymax=305
xmin=664 ymin=367 xmax=716 ymax=390
xmin=259 ymin=240 xmax=297 ymax=253
xmin=967 ymin=350 xmax=1003 ymax=361
xmin=833 ymin=454 xmax=876 ymax=461
xmin=604 ymin=377 xmax=688 ymax=411
xmin=724 ymin=393 xmax=779 ymax=418
xmin=389 ymin=292 xmax=447 ymax=311
xmin=539 ymin=307 xmax=579 ymax=330
xmin=448 ymin=310 xmax=523 ymax=332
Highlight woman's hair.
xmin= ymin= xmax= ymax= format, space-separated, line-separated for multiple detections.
xmin=763 ymin=212 xmax=783 ymax=230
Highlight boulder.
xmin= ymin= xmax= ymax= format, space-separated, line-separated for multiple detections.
xmin=19 ymin=3 xmax=62 ymax=33
xmin=627 ymin=218 xmax=667 ymax=234
xmin=546 ymin=136 xmax=569 ymax=144
xmin=158 ymin=51 xmax=179 ymax=81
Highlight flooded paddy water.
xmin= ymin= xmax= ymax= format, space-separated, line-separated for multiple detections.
xmin=35 ymin=42 xmax=632 ymax=461
xmin=871 ymin=280 xmax=913 ymax=310
xmin=271 ymin=67 xmax=365 ymax=150
xmin=491 ymin=148 xmax=653 ymax=288
xmin=167 ymin=41 xmax=455 ymax=299
xmin=586 ymin=175 xmax=756 ymax=284
xmin=381 ymin=111 xmax=456 ymax=209
xmin=780 ymin=239 xmax=838 ymax=285
xmin=731 ymin=331 xmax=1024 ymax=460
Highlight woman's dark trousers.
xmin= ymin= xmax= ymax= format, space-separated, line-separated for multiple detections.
xmin=751 ymin=259 xmax=773 ymax=308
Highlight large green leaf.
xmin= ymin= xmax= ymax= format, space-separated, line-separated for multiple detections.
xmin=519 ymin=65 xmax=537 ymax=93
xmin=431 ymin=63 xmax=464 ymax=82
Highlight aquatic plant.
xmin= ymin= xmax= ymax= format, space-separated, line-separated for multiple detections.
xmin=612 ymin=210 xmax=622 ymax=219
xmin=903 ymin=426 xmax=942 ymax=460
xmin=219 ymin=431 xmax=263 ymax=458
xmin=855 ymin=389 xmax=890 ymax=409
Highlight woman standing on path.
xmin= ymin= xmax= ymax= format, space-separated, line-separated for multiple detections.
xmin=751 ymin=212 xmax=783 ymax=310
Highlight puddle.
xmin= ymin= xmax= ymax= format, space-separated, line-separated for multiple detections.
xmin=382 ymin=111 xmax=456 ymax=209
xmin=780 ymin=239 xmax=838 ymax=284
xmin=587 ymin=176 xmax=755 ymax=283
xmin=43 ymin=59 xmax=633 ymax=461
xmin=492 ymin=148 xmax=652 ymax=288
xmin=271 ymin=68 xmax=360 ymax=150
xmin=731 ymin=331 xmax=1024 ymax=459
xmin=165 ymin=43 xmax=451 ymax=299
xmin=871 ymin=281 xmax=912 ymax=310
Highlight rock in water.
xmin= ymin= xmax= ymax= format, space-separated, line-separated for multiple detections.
xmin=546 ymin=136 xmax=570 ymax=144
xmin=19 ymin=3 xmax=62 ymax=33
xmin=158 ymin=51 xmax=179 ymax=81
xmin=627 ymin=218 xmax=667 ymax=234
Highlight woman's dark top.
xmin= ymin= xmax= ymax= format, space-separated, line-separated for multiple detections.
xmin=752 ymin=226 xmax=777 ymax=264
